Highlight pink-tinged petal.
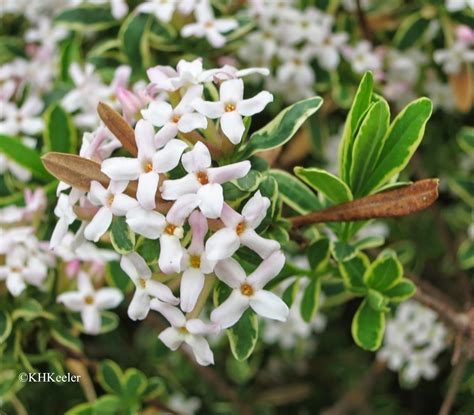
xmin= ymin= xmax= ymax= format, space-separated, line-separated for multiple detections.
xmin=84 ymin=207 xmax=113 ymax=242
xmin=235 ymin=67 xmax=270 ymax=77
xmin=95 ymin=288 xmax=123 ymax=310
xmin=111 ymin=194 xmax=138 ymax=216
xmin=128 ymin=290 xmax=151 ymax=321
xmin=184 ymin=335 xmax=214 ymax=366
xmin=166 ymin=194 xmax=200 ymax=226
xmin=146 ymin=280 xmax=179 ymax=305
xmin=220 ymin=111 xmax=245 ymax=144
xmin=160 ymin=174 xmax=200 ymax=201
xmin=207 ymin=160 xmax=250 ymax=184
xmin=135 ymin=119 xmax=157 ymax=157
xmin=205 ymin=228 xmax=240 ymax=261
xmin=180 ymin=268 xmax=205 ymax=312
xmin=126 ymin=207 xmax=165 ymax=239
xmin=220 ymin=78 xmax=243 ymax=102
xmin=219 ymin=203 xmax=242 ymax=228
xmin=176 ymin=85 xmax=204 ymax=112
xmin=159 ymin=234 xmax=184 ymax=274
xmin=182 ymin=141 xmax=211 ymax=173
xmin=177 ymin=112 xmax=207 ymax=133
xmin=150 ymin=299 xmax=186 ymax=327
xmin=155 ymin=123 xmax=178 ymax=148
xmin=197 ymin=183 xmax=223 ymax=219
xmin=81 ymin=306 xmax=102 ymax=335
xmin=57 ymin=292 xmax=84 ymax=311
xmin=121 ymin=252 xmax=151 ymax=283
xmin=210 ymin=290 xmax=249 ymax=328
xmin=146 ymin=65 xmax=177 ymax=91
xmin=240 ymin=228 xmax=280 ymax=260
xmin=101 ymin=158 xmax=141 ymax=181
xmin=50 ymin=218 xmax=70 ymax=249
xmin=237 ymin=91 xmax=273 ymax=116
xmin=158 ymin=327 xmax=183 ymax=350
xmin=214 ymin=257 xmax=246 ymax=289
xmin=199 ymin=254 xmax=216 ymax=274
xmin=249 ymin=290 xmax=289 ymax=322
xmin=78 ymin=272 xmax=94 ymax=294
xmin=152 ymin=139 xmax=188 ymax=173
xmin=137 ymin=171 xmax=159 ymax=210
xmin=141 ymin=101 xmax=173 ymax=127
xmin=192 ymin=99 xmax=224 ymax=118
xmin=88 ymin=181 xmax=108 ymax=206
xmin=186 ymin=319 xmax=220 ymax=335
xmin=241 ymin=191 xmax=270 ymax=228
xmin=246 ymin=250 xmax=285 ymax=290
xmin=188 ymin=210 xmax=208 ymax=254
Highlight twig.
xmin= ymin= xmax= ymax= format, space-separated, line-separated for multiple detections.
xmin=355 ymin=0 xmax=373 ymax=41
xmin=438 ymin=350 xmax=468 ymax=415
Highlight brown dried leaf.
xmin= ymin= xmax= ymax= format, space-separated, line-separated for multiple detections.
xmin=290 ymin=179 xmax=439 ymax=227
xmin=449 ymin=66 xmax=473 ymax=113
xmin=97 ymin=102 xmax=137 ymax=156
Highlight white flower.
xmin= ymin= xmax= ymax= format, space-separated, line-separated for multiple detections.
xmin=446 ymin=0 xmax=474 ymax=12
xmin=181 ymin=0 xmax=238 ymax=48
xmin=161 ymin=141 xmax=251 ymax=218
xmin=205 ymin=191 xmax=280 ymax=261
xmin=137 ymin=0 xmax=196 ymax=22
xmin=25 ymin=16 xmax=68 ymax=49
xmin=434 ymin=40 xmax=474 ymax=74
xmin=211 ymin=250 xmax=288 ymax=328
xmin=50 ymin=194 xmax=77 ymax=249
xmin=84 ymin=180 xmax=138 ymax=242
xmin=120 ymin=252 xmax=179 ymax=320
xmin=168 ymin=394 xmax=201 ymax=415
xmin=315 ymin=32 xmax=348 ymax=71
xmin=179 ymin=211 xmax=216 ymax=312
xmin=193 ymin=78 xmax=273 ymax=144
xmin=141 ymin=85 xmax=207 ymax=146
xmin=276 ymin=46 xmax=316 ymax=87
xmin=0 ymin=95 xmax=43 ymax=136
xmin=344 ymin=41 xmax=382 ymax=74
xmin=57 ymin=272 xmax=123 ymax=335
xmin=208 ymin=64 xmax=270 ymax=82
xmin=151 ymin=299 xmax=218 ymax=366
xmin=126 ymin=194 xmax=200 ymax=274
xmin=101 ymin=120 xmax=188 ymax=209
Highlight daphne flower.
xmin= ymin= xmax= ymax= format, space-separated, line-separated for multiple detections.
xmin=161 ymin=142 xmax=250 ymax=218
xmin=151 ymin=299 xmax=218 ymax=366
xmin=193 ymin=79 xmax=273 ymax=144
xmin=343 ymin=41 xmax=382 ymax=74
xmin=0 ymin=95 xmax=43 ymax=136
xmin=446 ymin=0 xmax=474 ymax=11
xmin=205 ymin=191 xmax=279 ymax=261
xmin=101 ymin=120 xmax=188 ymax=209
xmin=58 ymin=272 xmax=123 ymax=335
xmin=211 ymin=251 xmax=288 ymax=328
xmin=50 ymin=194 xmax=77 ymax=249
xmin=84 ymin=180 xmax=138 ymax=242
xmin=181 ymin=0 xmax=238 ymax=48
xmin=141 ymin=85 xmax=207 ymax=146
xmin=179 ymin=211 xmax=216 ymax=312
xmin=137 ymin=0 xmax=187 ymax=22
xmin=276 ymin=46 xmax=316 ymax=86
xmin=434 ymin=40 xmax=474 ymax=74
xmin=120 ymin=252 xmax=179 ymax=320
xmin=209 ymin=64 xmax=270 ymax=82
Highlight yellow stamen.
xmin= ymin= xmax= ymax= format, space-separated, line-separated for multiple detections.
xmin=84 ymin=295 xmax=94 ymax=305
xmin=224 ymin=103 xmax=236 ymax=112
xmin=190 ymin=255 xmax=201 ymax=269
xmin=235 ymin=221 xmax=246 ymax=236
xmin=165 ymin=223 xmax=176 ymax=235
xmin=139 ymin=277 xmax=147 ymax=288
xmin=196 ymin=171 xmax=209 ymax=185
xmin=240 ymin=283 xmax=254 ymax=297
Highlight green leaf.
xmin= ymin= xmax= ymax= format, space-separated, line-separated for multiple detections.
xmin=331 ymin=241 xmax=357 ymax=262
xmin=353 ymin=235 xmax=385 ymax=250
xmin=136 ymin=238 xmax=160 ymax=265
xmin=240 ymin=96 xmax=323 ymax=158
xmin=459 ymin=239 xmax=474 ymax=269
xmin=44 ymin=103 xmax=77 ymax=153
xmin=307 ymin=238 xmax=330 ymax=274
xmin=123 ymin=368 xmax=147 ymax=398
xmin=110 ymin=216 xmax=135 ymax=254
xmin=359 ymin=98 xmax=432 ymax=195
xmin=0 ymin=311 xmax=12 ymax=343
xmin=457 ymin=127 xmax=474 ymax=156
xmin=339 ymin=72 xmax=374 ymax=182
xmin=65 ymin=403 xmax=93 ymax=415
xmin=367 ymin=289 xmax=387 ymax=312
xmin=93 ymin=395 xmax=122 ymax=414
xmin=12 ymin=299 xmax=55 ymax=321
xmin=120 ymin=13 xmax=152 ymax=72
xmin=269 ymin=169 xmax=322 ymax=214
xmin=234 ymin=169 xmax=262 ymax=192
xmin=68 ymin=311 xmax=119 ymax=334
xmin=0 ymin=135 xmax=52 ymax=181
xmin=51 ymin=326 xmax=83 ymax=354
xmin=282 ymin=279 xmax=300 ymax=308
xmin=382 ymin=279 xmax=416 ymax=301
xmin=294 ymin=167 xmax=353 ymax=203
xmin=97 ymin=360 xmax=123 ymax=395
xmin=349 ymin=99 xmax=390 ymax=196
xmin=55 ymin=5 xmax=118 ymax=31
xmin=338 ymin=252 xmax=369 ymax=294
xmin=448 ymin=176 xmax=474 ymax=207
xmin=142 ymin=377 xmax=165 ymax=400
xmin=351 ymin=299 xmax=385 ymax=351
xmin=106 ymin=261 xmax=134 ymax=293
xmin=394 ymin=14 xmax=430 ymax=50
xmin=300 ymin=279 xmax=321 ymax=323
xmin=363 ymin=250 xmax=403 ymax=292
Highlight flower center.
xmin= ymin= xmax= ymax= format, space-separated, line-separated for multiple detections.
xmin=196 ymin=171 xmax=209 ymax=185
xmin=190 ymin=255 xmax=201 ymax=269
xmin=11 ymin=266 xmax=21 ymax=273
xmin=139 ymin=277 xmax=147 ymax=288
xmin=171 ymin=114 xmax=181 ymax=123
xmin=165 ymin=223 xmax=177 ymax=235
xmin=224 ymin=103 xmax=236 ymax=112
xmin=204 ymin=21 xmax=214 ymax=28
xmin=240 ymin=283 xmax=254 ymax=297
xmin=178 ymin=326 xmax=189 ymax=334
xmin=293 ymin=58 xmax=302 ymax=65
xmin=107 ymin=194 xmax=115 ymax=206
xmin=84 ymin=295 xmax=94 ymax=305
xmin=235 ymin=221 xmax=246 ymax=236
xmin=144 ymin=161 xmax=153 ymax=173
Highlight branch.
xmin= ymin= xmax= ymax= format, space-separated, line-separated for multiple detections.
xmin=439 ymin=350 xmax=468 ymax=415
xmin=355 ymin=0 xmax=373 ymax=41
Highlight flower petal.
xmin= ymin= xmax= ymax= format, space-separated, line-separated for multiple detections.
xmin=241 ymin=191 xmax=270 ymax=228
xmin=141 ymin=101 xmax=173 ymax=127
xmin=88 ymin=181 xmax=108 ymax=206
xmin=178 ymin=112 xmax=207 ymax=133
xmin=146 ymin=280 xmax=179 ymax=305
xmin=193 ymin=98 xmax=224 ymax=118
xmin=159 ymin=234 xmax=184 ymax=274
xmin=166 ymin=193 xmax=200 ymax=226
xmin=240 ymin=228 xmax=280 ymax=260
xmin=111 ymin=194 xmax=138 ymax=215
xmin=151 ymin=299 xmax=186 ymax=327
xmin=214 ymin=257 xmax=246 ymax=289
xmin=152 ymin=139 xmax=188 ymax=173
xmin=186 ymin=319 xmax=220 ymax=335
xmin=95 ymin=288 xmax=123 ymax=310
xmin=249 ymin=290 xmax=289 ymax=322
xmin=205 ymin=228 xmax=240 ymax=261
xmin=246 ymin=250 xmax=285 ymax=290
xmin=160 ymin=174 xmax=200 ymax=201
xmin=197 ymin=183 xmax=223 ymax=219
xmin=237 ymin=91 xmax=273 ymax=116
xmin=81 ymin=306 xmax=102 ymax=335
xmin=135 ymin=119 xmax=157 ymax=157
xmin=207 ymin=161 xmax=250 ymax=184
xmin=184 ymin=335 xmax=214 ymax=366
xmin=128 ymin=290 xmax=151 ymax=321
xmin=188 ymin=210 xmax=208 ymax=254
xmin=180 ymin=268 xmax=205 ymax=313
xmin=126 ymin=207 xmax=165 ymax=239
xmin=159 ymin=327 xmax=183 ymax=350
xmin=210 ymin=290 xmax=249 ymax=329
xmin=57 ymin=292 xmax=84 ymax=311
xmin=137 ymin=171 xmax=159 ymax=210
xmin=101 ymin=158 xmax=141 ymax=181
xmin=121 ymin=252 xmax=151 ymax=283
xmin=84 ymin=207 xmax=113 ymax=242
xmin=220 ymin=111 xmax=245 ymax=144
xmin=155 ymin=123 xmax=178 ymax=148
xmin=220 ymin=78 xmax=243 ymax=102
xmin=181 ymin=141 xmax=211 ymax=173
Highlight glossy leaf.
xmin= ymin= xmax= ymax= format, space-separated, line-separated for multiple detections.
xmin=382 ymin=279 xmax=416 ymax=301
xmin=44 ymin=103 xmax=77 ymax=153
xmin=351 ymin=299 xmax=385 ymax=351
xmin=338 ymin=252 xmax=369 ymax=294
xmin=300 ymin=278 xmax=321 ymax=323
xmin=110 ymin=216 xmax=136 ymax=254
xmin=363 ymin=250 xmax=403 ymax=292
xmin=55 ymin=5 xmax=117 ymax=31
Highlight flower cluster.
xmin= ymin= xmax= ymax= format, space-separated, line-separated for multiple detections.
xmin=52 ymin=58 xmax=290 ymax=365
xmin=377 ymin=300 xmax=448 ymax=385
